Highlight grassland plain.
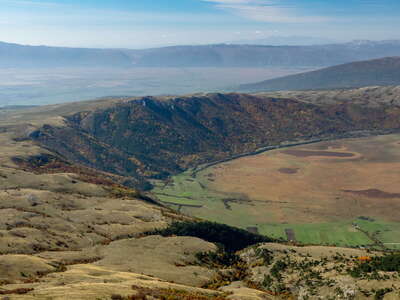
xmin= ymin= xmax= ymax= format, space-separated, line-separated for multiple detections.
xmin=152 ymin=134 xmax=400 ymax=249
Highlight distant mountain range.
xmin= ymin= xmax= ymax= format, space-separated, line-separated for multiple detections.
xmin=2 ymin=40 xmax=400 ymax=68
xmin=0 ymin=41 xmax=131 ymax=68
xmin=228 ymin=35 xmax=337 ymax=46
xmin=237 ymin=56 xmax=400 ymax=92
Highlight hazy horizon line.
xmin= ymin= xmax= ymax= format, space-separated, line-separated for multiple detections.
xmin=2 ymin=38 xmax=400 ymax=50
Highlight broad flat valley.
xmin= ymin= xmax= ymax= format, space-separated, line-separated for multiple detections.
xmin=153 ymin=134 xmax=400 ymax=249
xmin=0 ymin=67 xmax=310 ymax=107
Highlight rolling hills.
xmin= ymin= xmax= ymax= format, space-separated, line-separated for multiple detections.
xmin=1 ymin=89 xmax=400 ymax=298
xmin=238 ymin=57 xmax=400 ymax=92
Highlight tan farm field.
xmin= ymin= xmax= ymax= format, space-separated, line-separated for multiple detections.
xmin=207 ymin=134 xmax=400 ymax=224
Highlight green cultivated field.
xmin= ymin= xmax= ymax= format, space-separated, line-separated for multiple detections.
xmin=152 ymin=172 xmax=400 ymax=249
xmin=259 ymin=222 xmax=372 ymax=247
xmin=152 ymin=170 xmax=267 ymax=228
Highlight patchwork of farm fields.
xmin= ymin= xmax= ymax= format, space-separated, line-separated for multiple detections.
xmin=152 ymin=134 xmax=400 ymax=249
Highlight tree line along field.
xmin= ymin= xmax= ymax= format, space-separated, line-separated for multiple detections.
xmin=152 ymin=134 xmax=400 ymax=250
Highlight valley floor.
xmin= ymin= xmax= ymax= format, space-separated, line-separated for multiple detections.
xmin=153 ymin=134 xmax=400 ymax=250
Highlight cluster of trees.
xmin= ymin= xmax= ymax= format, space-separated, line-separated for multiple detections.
xmin=150 ymin=221 xmax=273 ymax=252
xmin=349 ymin=253 xmax=400 ymax=278
xmin=195 ymin=251 xmax=240 ymax=268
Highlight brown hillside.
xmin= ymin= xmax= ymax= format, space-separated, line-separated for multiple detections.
xmin=239 ymin=56 xmax=400 ymax=92
xmin=31 ymin=93 xmax=400 ymax=189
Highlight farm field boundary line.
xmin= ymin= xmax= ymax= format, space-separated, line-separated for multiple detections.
xmin=190 ymin=129 xmax=400 ymax=178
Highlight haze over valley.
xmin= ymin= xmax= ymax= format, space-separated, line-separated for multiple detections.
xmin=0 ymin=66 xmax=309 ymax=107
xmin=2 ymin=39 xmax=400 ymax=106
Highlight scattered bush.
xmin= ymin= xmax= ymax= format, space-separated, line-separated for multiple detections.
xmin=374 ymin=288 xmax=393 ymax=300
xmin=262 ymin=275 xmax=273 ymax=289
xmin=270 ymin=260 xmax=288 ymax=280
xmin=254 ymin=248 xmax=274 ymax=265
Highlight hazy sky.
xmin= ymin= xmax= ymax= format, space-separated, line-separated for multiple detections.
xmin=1 ymin=0 xmax=400 ymax=48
